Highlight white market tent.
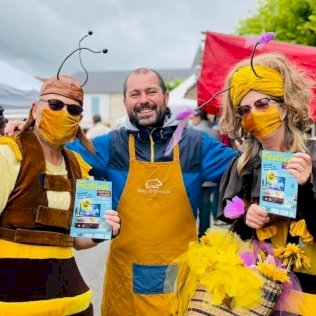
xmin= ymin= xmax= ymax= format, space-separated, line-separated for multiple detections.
xmin=168 ymin=74 xmax=197 ymax=114
xmin=0 ymin=60 xmax=42 ymax=120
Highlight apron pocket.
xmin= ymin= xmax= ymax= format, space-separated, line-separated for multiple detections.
xmin=133 ymin=263 xmax=177 ymax=295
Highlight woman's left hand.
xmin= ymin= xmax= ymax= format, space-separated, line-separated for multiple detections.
xmin=105 ymin=210 xmax=120 ymax=236
xmin=286 ymin=153 xmax=312 ymax=185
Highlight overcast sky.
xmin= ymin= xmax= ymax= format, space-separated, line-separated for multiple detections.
xmin=0 ymin=0 xmax=259 ymax=77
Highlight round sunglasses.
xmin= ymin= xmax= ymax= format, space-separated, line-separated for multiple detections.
xmin=236 ymin=97 xmax=283 ymax=118
xmin=39 ymin=99 xmax=83 ymax=117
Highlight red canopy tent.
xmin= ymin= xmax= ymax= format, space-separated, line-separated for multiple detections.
xmin=198 ymin=31 xmax=316 ymax=121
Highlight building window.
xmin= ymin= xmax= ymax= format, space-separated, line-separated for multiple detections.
xmin=91 ymin=97 xmax=100 ymax=114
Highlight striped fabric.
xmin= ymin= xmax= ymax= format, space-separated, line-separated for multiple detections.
xmin=0 ymin=240 xmax=92 ymax=316
xmin=187 ymin=279 xmax=282 ymax=316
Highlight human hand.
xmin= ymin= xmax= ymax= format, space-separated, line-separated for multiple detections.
xmin=4 ymin=120 xmax=26 ymax=136
xmin=245 ymin=203 xmax=270 ymax=229
xmin=286 ymin=153 xmax=312 ymax=185
xmin=105 ymin=210 xmax=120 ymax=236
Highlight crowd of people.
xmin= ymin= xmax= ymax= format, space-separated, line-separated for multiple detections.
xmin=0 ymin=45 xmax=315 ymax=316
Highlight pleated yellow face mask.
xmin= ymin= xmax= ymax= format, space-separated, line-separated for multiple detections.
xmin=38 ymin=107 xmax=80 ymax=146
xmin=241 ymin=105 xmax=283 ymax=139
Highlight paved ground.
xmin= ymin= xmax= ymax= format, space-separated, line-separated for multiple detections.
xmin=74 ymin=219 xmax=225 ymax=316
xmin=75 ymin=242 xmax=110 ymax=316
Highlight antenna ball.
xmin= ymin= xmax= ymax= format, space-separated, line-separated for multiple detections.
xmin=102 ymin=49 xmax=108 ymax=54
xmin=88 ymin=31 xmax=93 ymax=35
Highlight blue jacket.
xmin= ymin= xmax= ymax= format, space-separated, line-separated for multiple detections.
xmin=67 ymin=114 xmax=236 ymax=217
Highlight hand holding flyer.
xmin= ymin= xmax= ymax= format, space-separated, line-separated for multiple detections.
xmin=260 ymin=150 xmax=298 ymax=218
xmin=70 ymin=179 xmax=113 ymax=239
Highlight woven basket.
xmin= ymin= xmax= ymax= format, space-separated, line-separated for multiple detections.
xmin=187 ymin=276 xmax=282 ymax=316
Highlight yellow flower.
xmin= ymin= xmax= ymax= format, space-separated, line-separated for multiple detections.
xmin=266 ymin=172 xmax=276 ymax=183
xmin=273 ymin=243 xmax=311 ymax=270
xmin=257 ymin=261 xmax=290 ymax=283
xmin=273 ymin=246 xmax=286 ymax=258
xmin=80 ymin=199 xmax=91 ymax=211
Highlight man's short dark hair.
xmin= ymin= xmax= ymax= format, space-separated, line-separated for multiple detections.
xmin=123 ymin=68 xmax=167 ymax=98
xmin=92 ymin=114 xmax=102 ymax=123
xmin=194 ymin=109 xmax=208 ymax=121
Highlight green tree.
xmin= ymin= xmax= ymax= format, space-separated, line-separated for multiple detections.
xmin=164 ymin=78 xmax=183 ymax=92
xmin=236 ymin=0 xmax=316 ymax=46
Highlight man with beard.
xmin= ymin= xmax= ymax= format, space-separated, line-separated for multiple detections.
xmin=7 ymin=68 xmax=236 ymax=315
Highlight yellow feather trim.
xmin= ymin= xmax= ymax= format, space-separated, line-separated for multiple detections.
xmin=170 ymin=227 xmax=263 ymax=314
xmin=72 ymin=151 xmax=92 ymax=180
xmin=0 ymin=136 xmax=22 ymax=161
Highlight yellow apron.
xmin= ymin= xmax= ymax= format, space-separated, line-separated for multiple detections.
xmin=101 ymin=134 xmax=197 ymax=316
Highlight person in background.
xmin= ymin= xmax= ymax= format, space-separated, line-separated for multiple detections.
xmin=0 ymin=75 xmax=120 ymax=316
xmin=218 ymin=52 xmax=316 ymax=315
xmin=0 ymin=106 xmax=6 ymax=135
xmin=189 ymin=109 xmax=224 ymax=237
xmin=86 ymin=113 xmax=111 ymax=139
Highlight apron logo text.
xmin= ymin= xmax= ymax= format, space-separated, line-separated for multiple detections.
xmin=138 ymin=178 xmax=171 ymax=195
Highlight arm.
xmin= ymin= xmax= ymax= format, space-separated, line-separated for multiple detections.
xmin=201 ymin=133 xmax=237 ymax=184
xmin=66 ymin=134 xmax=111 ymax=179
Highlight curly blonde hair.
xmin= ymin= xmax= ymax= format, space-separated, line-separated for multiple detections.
xmin=219 ymin=52 xmax=314 ymax=175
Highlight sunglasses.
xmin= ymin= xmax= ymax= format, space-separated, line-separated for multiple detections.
xmin=39 ymin=99 xmax=83 ymax=117
xmin=236 ymin=97 xmax=282 ymax=118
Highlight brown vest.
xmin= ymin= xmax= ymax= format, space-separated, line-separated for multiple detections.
xmin=0 ymin=132 xmax=82 ymax=246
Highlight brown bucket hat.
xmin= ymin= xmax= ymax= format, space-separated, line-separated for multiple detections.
xmin=40 ymin=75 xmax=84 ymax=104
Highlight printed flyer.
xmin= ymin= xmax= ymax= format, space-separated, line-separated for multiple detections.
xmin=260 ymin=150 xmax=298 ymax=218
xmin=70 ymin=179 xmax=112 ymax=239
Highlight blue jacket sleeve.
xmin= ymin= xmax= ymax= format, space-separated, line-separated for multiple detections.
xmin=201 ymin=134 xmax=237 ymax=183
xmin=66 ymin=134 xmax=111 ymax=179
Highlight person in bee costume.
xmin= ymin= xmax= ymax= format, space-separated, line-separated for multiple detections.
xmin=0 ymin=35 xmax=120 ymax=316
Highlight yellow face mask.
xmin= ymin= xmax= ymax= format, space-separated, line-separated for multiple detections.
xmin=38 ymin=108 xmax=80 ymax=146
xmin=241 ymin=105 xmax=283 ymax=139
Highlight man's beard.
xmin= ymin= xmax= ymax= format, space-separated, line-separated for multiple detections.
xmin=129 ymin=103 xmax=166 ymax=129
